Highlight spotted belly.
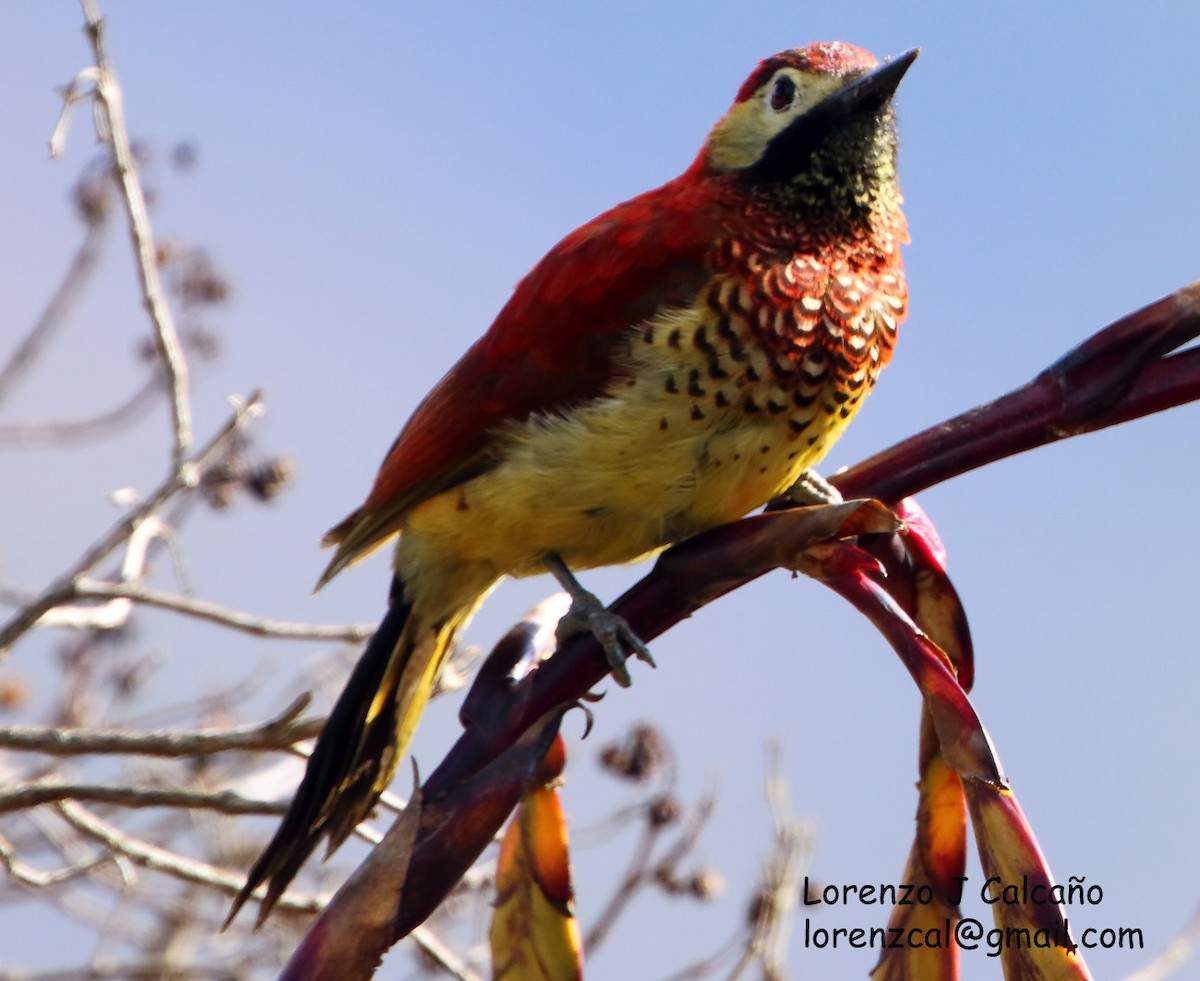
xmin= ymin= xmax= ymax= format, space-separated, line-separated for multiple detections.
xmin=399 ymin=269 xmax=894 ymax=582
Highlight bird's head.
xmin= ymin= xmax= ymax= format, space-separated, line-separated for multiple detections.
xmin=703 ymin=42 xmax=917 ymax=223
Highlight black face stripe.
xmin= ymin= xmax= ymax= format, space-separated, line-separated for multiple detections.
xmin=746 ymin=95 xmax=883 ymax=184
xmin=739 ymin=57 xmax=908 ymax=187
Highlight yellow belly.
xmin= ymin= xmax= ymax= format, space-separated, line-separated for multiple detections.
xmin=395 ymin=298 xmax=861 ymax=588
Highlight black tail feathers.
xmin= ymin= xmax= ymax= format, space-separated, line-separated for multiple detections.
xmin=225 ymin=578 xmax=413 ymax=927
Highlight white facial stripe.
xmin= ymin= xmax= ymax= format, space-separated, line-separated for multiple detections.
xmin=758 ymin=68 xmax=844 ymax=117
xmin=707 ymin=69 xmax=850 ymax=172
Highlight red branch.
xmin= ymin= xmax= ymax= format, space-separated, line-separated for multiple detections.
xmin=835 ymin=282 xmax=1200 ymax=501
xmin=295 ymin=281 xmax=1200 ymax=953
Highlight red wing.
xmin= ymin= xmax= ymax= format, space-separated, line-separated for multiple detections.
xmin=322 ymin=178 xmax=720 ymax=574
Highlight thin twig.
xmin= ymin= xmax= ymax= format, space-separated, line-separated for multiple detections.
xmin=1124 ymin=902 xmax=1200 ymax=981
xmin=404 ymin=928 xmax=484 ymax=981
xmin=35 ymin=515 xmax=167 ymax=632
xmin=0 ymin=390 xmax=264 ymax=657
xmin=55 ymin=800 xmax=325 ymax=915
xmin=0 ymin=374 xmax=161 ymax=445
xmin=583 ymin=810 xmax=664 ymax=952
xmin=54 ymin=806 xmax=478 ymax=981
xmin=70 ymin=580 xmax=375 ymax=643
xmin=729 ymin=743 xmax=815 ymax=981
xmin=113 ymin=652 xmax=276 ymax=730
xmin=48 ymin=68 xmax=100 ymax=159
xmin=0 ymin=224 xmax=107 ymax=407
xmin=0 ymin=965 xmax=242 ymax=981
xmin=0 ymin=694 xmax=321 ymax=758
xmin=0 ymin=829 xmax=110 ymax=889
xmin=584 ymin=791 xmax=716 ymax=953
xmin=78 ymin=0 xmax=192 ymax=464
xmin=0 ymin=781 xmax=287 ymax=816
xmin=652 ymin=791 xmax=717 ymax=882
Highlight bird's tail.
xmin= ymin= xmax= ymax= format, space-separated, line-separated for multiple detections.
xmin=226 ymin=576 xmax=471 ymax=927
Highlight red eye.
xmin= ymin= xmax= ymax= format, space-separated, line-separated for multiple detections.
xmin=770 ymin=75 xmax=796 ymax=112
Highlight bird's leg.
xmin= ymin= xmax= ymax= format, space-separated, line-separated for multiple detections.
xmin=771 ymin=467 xmax=845 ymax=509
xmin=543 ymin=552 xmax=655 ymax=688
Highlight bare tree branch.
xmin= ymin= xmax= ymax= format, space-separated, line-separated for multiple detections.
xmin=583 ymin=788 xmax=718 ymax=954
xmin=0 ymin=829 xmax=110 ymax=889
xmin=0 ymin=695 xmax=321 ymax=758
xmin=0 ymin=389 xmax=265 ymax=657
xmin=76 ymin=0 xmax=192 ymax=464
xmin=69 ymin=580 xmax=375 ymax=644
xmin=34 ymin=514 xmax=168 ymax=633
xmin=1125 ymin=902 xmax=1200 ymax=981
xmin=0 ymin=782 xmax=286 ymax=816
xmin=730 ymin=743 xmax=815 ymax=981
xmin=0 ymin=223 xmax=107 ymax=408
xmin=55 ymin=800 xmax=325 ymax=914
xmin=53 ymin=804 xmax=482 ymax=981
xmin=0 ymin=374 xmax=161 ymax=445
xmin=0 ymin=964 xmax=242 ymax=981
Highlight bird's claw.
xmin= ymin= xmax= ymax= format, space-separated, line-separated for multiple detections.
xmin=771 ymin=467 xmax=844 ymax=509
xmin=555 ymin=593 xmax=655 ymax=688
xmin=544 ymin=552 xmax=654 ymax=686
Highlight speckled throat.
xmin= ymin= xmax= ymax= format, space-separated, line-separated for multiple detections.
xmin=633 ymin=225 xmax=907 ymax=486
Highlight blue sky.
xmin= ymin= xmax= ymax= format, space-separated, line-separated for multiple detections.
xmin=2 ymin=3 xmax=1198 ymax=978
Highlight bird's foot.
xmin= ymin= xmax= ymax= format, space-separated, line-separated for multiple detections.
xmin=543 ymin=553 xmax=655 ymax=687
xmin=772 ymin=467 xmax=844 ymax=509
xmin=557 ymin=595 xmax=655 ymax=688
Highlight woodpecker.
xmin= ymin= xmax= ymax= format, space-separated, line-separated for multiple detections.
xmin=230 ymin=41 xmax=916 ymax=925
